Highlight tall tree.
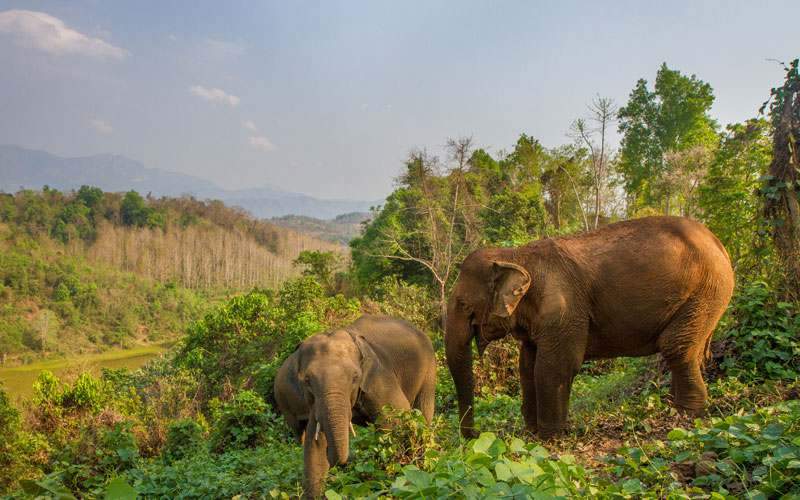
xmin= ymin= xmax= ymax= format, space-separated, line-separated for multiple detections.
xmin=352 ymin=150 xmax=480 ymax=329
xmin=571 ymin=96 xmax=617 ymax=228
xmin=481 ymin=135 xmax=551 ymax=241
xmin=617 ymin=63 xmax=717 ymax=214
xmin=761 ymin=59 xmax=800 ymax=299
xmin=698 ymin=120 xmax=772 ymax=271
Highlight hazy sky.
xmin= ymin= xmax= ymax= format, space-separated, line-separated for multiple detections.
xmin=1 ymin=1 xmax=798 ymax=200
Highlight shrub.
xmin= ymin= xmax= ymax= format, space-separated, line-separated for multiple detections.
xmin=163 ymin=419 xmax=205 ymax=463
xmin=61 ymin=373 xmax=106 ymax=412
xmin=667 ymin=400 xmax=800 ymax=497
xmin=54 ymin=420 xmax=140 ymax=496
xmin=128 ymin=444 xmax=304 ymax=498
xmin=386 ymin=433 xmax=593 ymax=498
xmin=32 ymin=370 xmax=64 ymax=407
xmin=176 ymin=278 xmax=359 ymax=404
xmin=720 ymin=281 xmax=800 ymax=381
xmin=0 ymin=386 xmax=23 ymax=490
xmin=331 ymin=408 xmax=441 ymax=495
xmin=209 ymin=391 xmax=275 ymax=453
xmin=367 ymin=277 xmax=439 ymax=332
xmin=606 ymin=400 xmax=800 ymax=498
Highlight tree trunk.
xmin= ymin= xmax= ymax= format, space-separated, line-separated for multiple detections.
xmin=439 ymin=282 xmax=447 ymax=332
xmin=764 ymin=85 xmax=800 ymax=300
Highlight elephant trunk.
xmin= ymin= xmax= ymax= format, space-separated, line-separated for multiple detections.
xmin=445 ymin=300 xmax=476 ymax=437
xmin=318 ymin=393 xmax=351 ymax=465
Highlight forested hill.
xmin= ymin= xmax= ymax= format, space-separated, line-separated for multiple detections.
xmin=0 ymin=145 xmax=375 ymax=219
xmin=0 ymin=187 xmax=342 ymax=361
xmin=271 ymin=212 xmax=372 ymax=244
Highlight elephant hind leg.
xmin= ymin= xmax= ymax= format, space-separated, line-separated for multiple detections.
xmin=658 ymin=297 xmax=726 ymax=414
xmin=413 ymin=365 xmax=436 ymax=424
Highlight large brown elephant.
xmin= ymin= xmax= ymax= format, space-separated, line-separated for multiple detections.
xmin=445 ymin=216 xmax=734 ymax=439
xmin=274 ymin=315 xmax=436 ymax=499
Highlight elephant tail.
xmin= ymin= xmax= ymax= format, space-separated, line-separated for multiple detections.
xmin=700 ymin=331 xmax=714 ymax=372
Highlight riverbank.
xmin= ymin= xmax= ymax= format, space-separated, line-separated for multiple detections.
xmin=0 ymin=344 xmax=170 ymax=402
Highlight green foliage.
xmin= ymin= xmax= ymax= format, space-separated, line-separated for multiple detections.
xmin=668 ymin=401 xmax=800 ymax=497
xmin=330 ymin=408 xmax=441 ymax=495
xmin=75 ymin=185 xmax=104 ymax=209
xmin=163 ymin=419 xmax=205 ymax=464
xmin=120 ymin=190 xmax=163 ymax=228
xmin=480 ymin=186 xmax=547 ymax=245
xmin=760 ymin=58 xmax=800 ymax=128
xmin=368 ymin=277 xmax=439 ymax=332
xmin=176 ymin=277 xmax=359 ymax=401
xmin=0 ymin=385 xmax=24 ymax=490
xmin=293 ymin=250 xmax=340 ymax=292
xmin=618 ymin=63 xmax=718 ymax=211
xmin=54 ymin=421 xmax=140 ymax=496
xmin=698 ymin=120 xmax=773 ymax=270
xmin=32 ymin=370 xmax=64 ymax=406
xmin=128 ymin=444 xmax=304 ymax=498
xmin=610 ymin=400 xmax=800 ymax=499
xmin=209 ymin=391 xmax=276 ymax=452
xmin=719 ymin=281 xmax=800 ymax=381
xmin=61 ymin=373 xmax=106 ymax=412
xmin=379 ymin=433 xmax=594 ymax=498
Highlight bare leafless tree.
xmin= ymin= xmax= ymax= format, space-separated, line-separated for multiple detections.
xmin=571 ymin=96 xmax=617 ymax=228
xmin=446 ymin=136 xmax=474 ymax=172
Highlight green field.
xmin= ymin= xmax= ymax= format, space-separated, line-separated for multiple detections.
xmin=0 ymin=344 xmax=168 ymax=402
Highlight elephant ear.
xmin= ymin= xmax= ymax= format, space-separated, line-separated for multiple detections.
xmin=350 ymin=333 xmax=384 ymax=394
xmin=490 ymin=261 xmax=532 ymax=318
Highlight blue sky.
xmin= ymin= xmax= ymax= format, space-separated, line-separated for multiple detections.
xmin=0 ymin=1 xmax=798 ymax=199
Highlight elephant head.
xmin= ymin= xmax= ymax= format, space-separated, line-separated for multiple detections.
xmin=295 ymin=330 xmax=377 ymax=465
xmin=445 ymin=250 xmax=531 ymax=436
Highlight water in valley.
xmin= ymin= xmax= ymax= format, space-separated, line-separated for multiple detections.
xmin=0 ymin=345 xmax=168 ymax=403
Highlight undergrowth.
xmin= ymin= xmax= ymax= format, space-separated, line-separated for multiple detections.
xmin=1 ymin=279 xmax=799 ymax=499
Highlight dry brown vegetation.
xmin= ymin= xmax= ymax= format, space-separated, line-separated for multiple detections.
xmin=85 ymin=218 xmax=343 ymax=290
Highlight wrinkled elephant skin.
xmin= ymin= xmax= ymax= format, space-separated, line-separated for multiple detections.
xmin=445 ymin=216 xmax=734 ymax=439
xmin=274 ymin=315 xmax=436 ymax=499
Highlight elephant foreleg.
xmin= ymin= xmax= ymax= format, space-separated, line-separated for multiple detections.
xmin=303 ymin=416 xmax=330 ymax=499
xmin=534 ymin=327 xmax=586 ymax=439
xmin=519 ymin=341 xmax=538 ymax=434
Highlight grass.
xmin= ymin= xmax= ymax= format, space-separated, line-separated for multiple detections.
xmin=0 ymin=343 xmax=170 ymax=402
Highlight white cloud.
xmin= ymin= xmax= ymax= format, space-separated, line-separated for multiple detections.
xmin=189 ymin=85 xmax=240 ymax=107
xmin=0 ymin=9 xmax=128 ymax=60
xmin=249 ymin=136 xmax=275 ymax=152
xmin=89 ymin=118 xmax=113 ymax=135
xmin=242 ymin=120 xmax=257 ymax=132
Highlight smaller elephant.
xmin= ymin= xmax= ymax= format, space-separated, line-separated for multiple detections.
xmin=274 ymin=315 xmax=436 ymax=499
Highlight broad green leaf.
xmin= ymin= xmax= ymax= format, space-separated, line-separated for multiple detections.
xmin=105 ymin=477 xmax=138 ymax=500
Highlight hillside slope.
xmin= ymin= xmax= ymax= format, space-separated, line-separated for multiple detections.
xmin=0 ymin=188 xmax=346 ymax=362
xmin=0 ymin=223 xmax=210 ymax=363
xmin=271 ymin=212 xmax=372 ymax=244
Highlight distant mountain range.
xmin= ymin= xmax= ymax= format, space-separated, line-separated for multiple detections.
xmin=0 ymin=145 xmax=379 ymax=219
